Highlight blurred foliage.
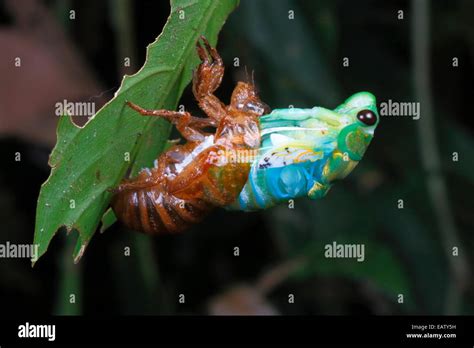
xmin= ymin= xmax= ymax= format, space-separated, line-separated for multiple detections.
xmin=0 ymin=0 xmax=473 ymax=315
xmin=221 ymin=0 xmax=473 ymax=315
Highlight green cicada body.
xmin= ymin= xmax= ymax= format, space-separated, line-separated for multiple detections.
xmin=229 ymin=92 xmax=379 ymax=211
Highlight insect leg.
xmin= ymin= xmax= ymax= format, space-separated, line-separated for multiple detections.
xmin=175 ymin=112 xmax=213 ymax=142
xmin=126 ymin=101 xmax=216 ymax=141
xmin=113 ymin=178 xmax=154 ymax=193
xmin=192 ymin=36 xmax=227 ymax=121
xmin=126 ymin=101 xmax=187 ymax=122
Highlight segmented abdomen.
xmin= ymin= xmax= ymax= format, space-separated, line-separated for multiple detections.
xmin=111 ymin=137 xmax=255 ymax=234
xmin=111 ymin=185 xmax=211 ymax=234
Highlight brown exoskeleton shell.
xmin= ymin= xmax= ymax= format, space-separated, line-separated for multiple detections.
xmin=111 ymin=36 xmax=270 ymax=234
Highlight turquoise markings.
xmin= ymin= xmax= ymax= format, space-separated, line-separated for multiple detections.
xmin=227 ymin=92 xmax=379 ymax=211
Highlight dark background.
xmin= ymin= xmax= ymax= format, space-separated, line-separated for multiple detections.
xmin=0 ymin=0 xmax=472 ymax=315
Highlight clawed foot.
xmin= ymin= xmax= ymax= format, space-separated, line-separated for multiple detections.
xmin=193 ymin=35 xmax=224 ymax=97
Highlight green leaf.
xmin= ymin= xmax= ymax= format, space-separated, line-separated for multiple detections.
xmin=99 ymin=208 xmax=117 ymax=234
xmin=34 ymin=0 xmax=239 ymax=264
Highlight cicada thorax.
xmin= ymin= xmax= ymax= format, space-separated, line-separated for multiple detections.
xmin=199 ymin=114 xmax=260 ymax=204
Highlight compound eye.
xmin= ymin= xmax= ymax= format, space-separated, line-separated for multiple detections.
xmin=357 ymin=109 xmax=377 ymax=126
xmin=245 ymin=102 xmax=262 ymax=114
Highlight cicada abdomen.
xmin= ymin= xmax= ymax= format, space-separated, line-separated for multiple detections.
xmin=111 ymin=180 xmax=211 ymax=234
xmin=111 ymin=140 xmax=254 ymax=234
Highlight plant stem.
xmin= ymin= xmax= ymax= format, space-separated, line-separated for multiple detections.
xmin=110 ymin=0 xmax=137 ymax=76
xmin=53 ymin=233 xmax=82 ymax=315
xmin=411 ymin=0 xmax=469 ymax=315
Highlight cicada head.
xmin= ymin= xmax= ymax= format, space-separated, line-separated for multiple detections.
xmin=229 ymin=81 xmax=271 ymax=117
xmin=333 ymin=92 xmax=379 ymax=161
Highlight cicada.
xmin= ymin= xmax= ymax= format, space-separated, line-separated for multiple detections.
xmin=111 ymin=36 xmax=379 ymax=234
